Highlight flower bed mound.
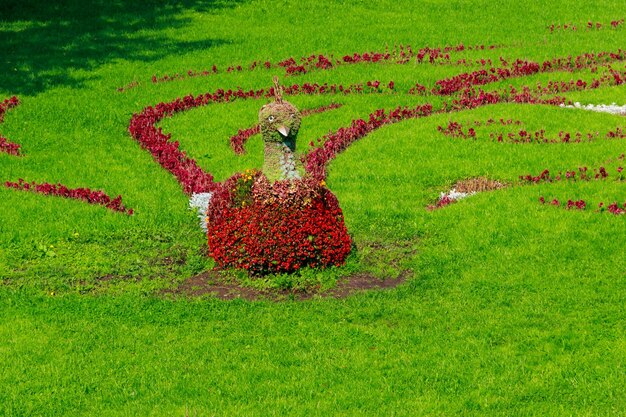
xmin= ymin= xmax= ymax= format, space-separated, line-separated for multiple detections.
xmin=207 ymin=171 xmax=352 ymax=274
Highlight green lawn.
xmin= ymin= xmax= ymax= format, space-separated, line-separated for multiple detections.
xmin=1 ymin=0 xmax=625 ymax=415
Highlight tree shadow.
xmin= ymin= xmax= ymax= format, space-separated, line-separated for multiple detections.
xmin=0 ymin=0 xmax=245 ymax=95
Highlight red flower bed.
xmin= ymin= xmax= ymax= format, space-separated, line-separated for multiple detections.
xmin=548 ymin=19 xmax=624 ymax=32
xmin=438 ymin=119 xmax=625 ymax=144
xmin=129 ymin=82 xmax=392 ymax=193
xmin=1 ymin=95 xmax=133 ymax=214
xmin=540 ymin=196 xmax=626 ymax=215
xmin=437 ymin=121 xmax=476 ymax=139
xmin=0 ymin=135 xmax=21 ymax=156
xmin=127 ymin=43 xmax=509 ymax=91
xmin=432 ymin=50 xmax=624 ymax=95
xmin=493 ymin=127 xmax=625 ymax=143
xmin=123 ymin=47 xmax=626 ymax=273
xmin=519 ymin=164 xmax=615 ymax=184
xmin=230 ymin=125 xmax=261 ymax=155
xmin=304 ymin=103 xmax=433 ymax=180
xmin=0 ymin=96 xmax=22 ymax=156
xmin=207 ymin=171 xmax=351 ymax=274
xmin=4 ymin=179 xmax=133 ymax=215
xmin=0 ymin=96 xmax=19 ymax=122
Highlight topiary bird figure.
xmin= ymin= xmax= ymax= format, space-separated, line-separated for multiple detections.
xmin=205 ymin=77 xmax=352 ymax=274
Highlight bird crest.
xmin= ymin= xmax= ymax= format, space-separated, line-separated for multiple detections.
xmin=272 ymin=76 xmax=284 ymax=103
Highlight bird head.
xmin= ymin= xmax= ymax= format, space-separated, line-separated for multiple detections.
xmin=258 ymin=77 xmax=301 ymax=149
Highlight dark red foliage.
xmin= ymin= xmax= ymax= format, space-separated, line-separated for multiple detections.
xmin=0 ymin=96 xmax=19 ymax=122
xmin=426 ymin=195 xmax=455 ymax=211
xmin=527 ymin=71 xmax=625 ymax=94
xmin=4 ymin=179 xmax=133 ymax=215
xmin=519 ymin=163 xmax=617 ymax=184
xmin=437 ymin=121 xmax=476 ymax=139
xmin=432 ymin=50 xmax=624 ymax=95
xmin=0 ymin=96 xmax=21 ymax=156
xmin=128 ymin=83 xmax=384 ymax=194
xmin=408 ymin=83 xmax=427 ymax=95
xmin=0 ymin=135 xmax=21 ymax=156
xmin=304 ymin=103 xmax=433 ymax=180
xmin=549 ymin=19 xmax=623 ymax=32
xmin=125 ymin=43 xmax=509 ymax=91
xmin=230 ymin=125 xmax=261 ymax=155
xmin=606 ymin=202 xmax=626 ymax=215
xmin=207 ymin=172 xmax=352 ymax=274
xmin=489 ymin=127 xmax=625 ymax=144
xmin=540 ymin=196 xmax=626 ymax=215
xmin=128 ymin=94 xmax=219 ymax=194
xmin=116 ymin=81 xmax=139 ymax=92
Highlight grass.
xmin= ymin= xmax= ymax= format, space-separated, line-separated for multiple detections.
xmin=1 ymin=0 xmax=625 ymax=415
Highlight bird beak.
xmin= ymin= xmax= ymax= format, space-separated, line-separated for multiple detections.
xmin=277 ymin=125 xmax=290 ymax=137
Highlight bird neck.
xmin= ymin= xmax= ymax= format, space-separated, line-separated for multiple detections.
xmin=263 ymin=141 xmax=301 ymax=182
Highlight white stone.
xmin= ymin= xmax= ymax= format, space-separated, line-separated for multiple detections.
xmin=189 ymin=192 xmax=213 ymax=232
xmin=439 ymin=188 xmax=475 ymax=202
xmin=561 ymin=102 xmax=626 ymax=115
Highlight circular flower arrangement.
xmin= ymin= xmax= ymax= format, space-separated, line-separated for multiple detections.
xmin=207 ymin=170 xmax=352 ymax=274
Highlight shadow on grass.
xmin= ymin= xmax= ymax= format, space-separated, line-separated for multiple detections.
xmin=0 ymin=0 xmax=245 ymax=94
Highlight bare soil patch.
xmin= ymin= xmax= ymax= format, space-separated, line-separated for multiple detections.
xmin=162 ymin=269 xmax=409 ymax=301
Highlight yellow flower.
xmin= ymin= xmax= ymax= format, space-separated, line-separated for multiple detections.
xmin=320 ymin=180 xmax=326 ymax=187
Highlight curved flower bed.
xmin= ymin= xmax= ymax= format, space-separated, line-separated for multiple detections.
xmin=0 ymin=96 xmax=22 ymax=156
xmin=5 ymin=179 xmax=133 ymax=215
xmin=2 ymin=95 xmax=133 ymax=215
xmin=0 ymin=135 xmax=21 ymax=156
xmin=0 ymin=96 xmax=19 ymax=122
xmin=128 ymin=81 xmax=393 ymax=194
xmin=548 ymin=19 xmax=624 ymax=32
xmin=304 ymin=103 xmax=434 ymax=180
xmin=136 ymin=43 xmax=501 ymax=90
xmin=121 ymin=44 xmax=626 ymax=275
xmin=540 ymin=197 xmax=626 ymax=215
xmin=438 ymin=120 xmax=625 ymax=143
xmin=433 ymin=50 xmax=624 ymax=95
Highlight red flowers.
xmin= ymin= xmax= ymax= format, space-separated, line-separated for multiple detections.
xmin=304 ymin=103 xmax=433 ymax=181
xmin=438 ymin=119 xmax=624 ymax=144
xmin=520 ymin=164 xmax=614 ymax=184
xmin=0 ymin=135 xmax=21 ymax=156
xmin=549 ymin=19 xmax=623 ymax=32
xmin=1 ymin=95 xmax=134 ymax=215
xmin=540 ymin=196 xmax=626 ymax=215
xmin=432 ymin=50 xmax=624 ymax=95
xmin=230 ymin=125 xmax=261 ymax=155
xmin=606 ymin=202 xmax=626 ymax=215
xmin=0 ymin=96 xmax=19 ymax=122
xmin=207 ymin=172 xmax=352 ymax=274
xmin=4 ymin=179 xmax=133 ymax=215
xmin=0 ymin=96 xmax=22 ymax=156
xmin=129 ymin=83 xmax=392 ymax=194
xmin=437 ymin=121 xmax=476 ymax=139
